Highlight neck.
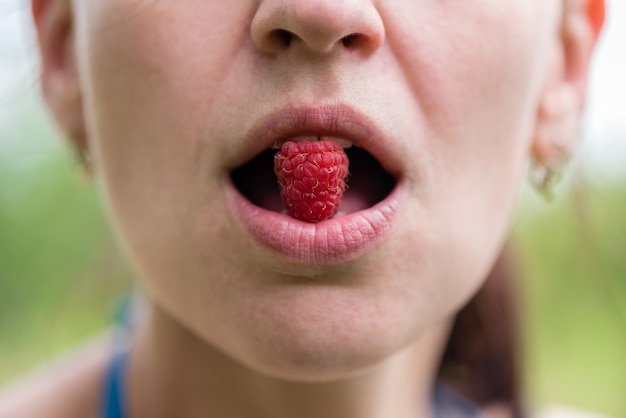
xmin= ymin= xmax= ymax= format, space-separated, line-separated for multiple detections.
xmin=127 ymin=301 xmax=452 ymax=418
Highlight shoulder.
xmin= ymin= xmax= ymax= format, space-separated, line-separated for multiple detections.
xmin=0 ymin=336 xmax=111 ymax=418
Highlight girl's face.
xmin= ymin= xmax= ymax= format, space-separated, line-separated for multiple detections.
xmin=68 ymin=0 xmax=565 ymax=379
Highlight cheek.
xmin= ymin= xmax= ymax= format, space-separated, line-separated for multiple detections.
xmin=384 ymin=2 xmax=552 ymax=298
xmin=76 ymin=4 xmax=247 ymax=219
xmin=73 ymin=2 xmax=257 ymax=304
xmin=77 ymin=1 xmax=249 ymax=169
xmin=387 ymin=1 xmax=548 ymax=176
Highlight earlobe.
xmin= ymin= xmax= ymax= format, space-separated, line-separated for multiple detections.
xmin=32 ymin=0 xmax=88 ymax=165
xmin=531 ymin=0 xmax=605 ymax=169
xmin=532 ymin=85 xmax=578 ymax=168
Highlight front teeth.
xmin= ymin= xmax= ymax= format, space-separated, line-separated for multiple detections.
xmin=271 ymin=136 xmax=354 ymax=149
xmin=332 ymin=137 xmax=354 ymax=149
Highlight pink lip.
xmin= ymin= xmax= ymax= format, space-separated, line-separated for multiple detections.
xmin=226 ymin=182 xmax=401 ymax=264
xmin=226 ymin=105 xmax=403 ymax=264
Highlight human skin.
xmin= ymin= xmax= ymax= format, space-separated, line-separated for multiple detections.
xmin=17 ymin=0 xmax=601 ymax=417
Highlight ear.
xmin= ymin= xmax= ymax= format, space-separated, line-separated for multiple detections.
xmin=532 ymin=0 xmax=605 ymax=167
xmin=32 ymin=0 xmax=88 ymax=163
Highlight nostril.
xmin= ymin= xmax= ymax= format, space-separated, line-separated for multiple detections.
xmin=270 ymin=30 xmax=361 ymax=50
xmin=271 ymin=29 xmax=294 ymax=47
xmin=341 ymin=33 xmax=360 ymax=48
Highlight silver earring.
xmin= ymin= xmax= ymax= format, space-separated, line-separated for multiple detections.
xmin=74 ymin=147 xmax=93 ymax=180
xmin=529 ymin=157 xmax=565 ymax=200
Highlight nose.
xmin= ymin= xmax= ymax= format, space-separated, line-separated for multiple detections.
xmin=251 ymin=0 xmax=385 ymax=56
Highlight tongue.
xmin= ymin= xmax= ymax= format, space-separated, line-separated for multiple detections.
xmin=259 ymin=188 xmax=371 ymax=216
xmin=336 ymin=192 xmax=372 ymax=216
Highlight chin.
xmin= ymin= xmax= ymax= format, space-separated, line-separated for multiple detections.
xmin=235 ymin=329 xmax=406 ymax=383
xmin=215 ymin=283 xmax=437 ymax=383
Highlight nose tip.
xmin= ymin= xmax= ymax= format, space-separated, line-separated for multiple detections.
xmin=251 ymin=0 xmax=385 ymax=56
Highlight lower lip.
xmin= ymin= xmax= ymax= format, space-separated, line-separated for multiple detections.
xmin=225 ymin=179 xmax=401 ymax=264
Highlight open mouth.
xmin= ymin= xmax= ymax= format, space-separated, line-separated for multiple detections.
xmin=231 ymin=144 xmax=397 ymax=218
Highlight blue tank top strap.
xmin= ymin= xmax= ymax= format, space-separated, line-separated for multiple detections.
xmin=101 ymin=295 xmax=136 ymax=418
xmin=101 ymin=348 xmax=129 ymax=418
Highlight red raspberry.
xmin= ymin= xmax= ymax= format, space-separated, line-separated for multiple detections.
xmin=274 ymin=140 xmax=349 ymax=223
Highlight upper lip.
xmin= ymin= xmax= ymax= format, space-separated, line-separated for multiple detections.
xmin=233 ymin=104 xmax=402 ymax=179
